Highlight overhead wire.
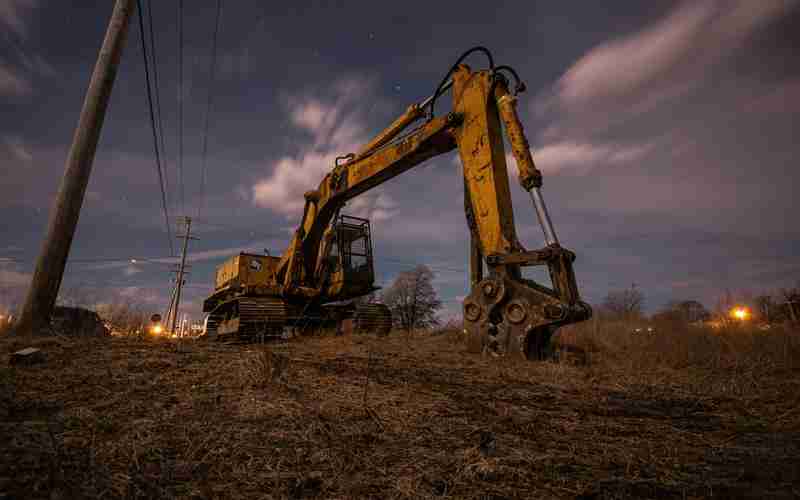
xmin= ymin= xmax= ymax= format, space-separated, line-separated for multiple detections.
xmin=177 ymin=0 xmax=185 ymax=216
xmin=136 ymin=0 xmax=175 ymax=257
xmin=145 ymin=0 xmax=171 ymax=213
xmin=197 ymin=0 xmax=223 ymax=221
xmin=375 ymin=256 xmax=466 ymax=274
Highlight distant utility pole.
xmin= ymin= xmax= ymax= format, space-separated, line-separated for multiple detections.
xmin=164 ymin=262 xmax=191 ymax=334
xmin=15 ymin=0 xmax=135 ymax=337
xmin=170 ymin=217 xmax=197 ymax=334
xmin=163 ymin=280 xmax=178 ymax=333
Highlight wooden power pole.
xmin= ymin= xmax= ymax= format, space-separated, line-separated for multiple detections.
xmin=170 ymin=217 xmax=196 ymax=334
xmin=163 ymin=280 xmax=179 ymax=334
xmin=15 ymin=0 xmax=136 ymax=336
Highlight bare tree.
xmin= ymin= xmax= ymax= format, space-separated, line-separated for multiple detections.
xmin=95 ymin=299 xmax=149 ymax=334
xmin=714 ymin=288 xmax=736 ymax=325
xmin=382 ymin=265 xmax=442 ymax=331
xmin=754 ymin=294 xmax=781 ymax=324
xmin=602 ymin=285 xmax=644 ymax=320
xmin=779 ymin=284 xmax=800 ymax=323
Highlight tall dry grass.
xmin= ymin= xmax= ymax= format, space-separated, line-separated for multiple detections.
xmin=426 ymin=316 xmax=800 ymax=386
xmin=558 ymin=317 xmax=798 ymax=372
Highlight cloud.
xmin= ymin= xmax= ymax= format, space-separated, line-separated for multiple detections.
xmin=545 ymin=0 xmax=796 ymax=117
xmin=84 ymin=238 xmax=291 ymax=272
xmin=252 ymin=77 xmax=378 ymax=219
xmin=0 ymin=62 xmax=31 ymax=96
xmin=0 ymin=0 xmax=37 ymax=39
xmin=0 ymin=267 xmax=30 ymax=287
xmin=512 ymin=141 xmax=655 ymax=176
xmin=520 ymin=0 xmax=800 ymax=209
xmin=122 ymin=265 xmax=142 ymax=277
xmin=743 ymin=78 xmax=800 ymax=114
xmin=346 ymin=191 xmax=399 ymax=222
xmin=2 ymin=135 xmax=32 ymax=161
xmin=0 ymin=2 xmax=57 ymax=99
xmin=0 ymin=2 xmax=50 ymax=98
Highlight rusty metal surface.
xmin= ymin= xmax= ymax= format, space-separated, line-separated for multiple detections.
xmin=463 ymin=276 xmax=591 ymax=360
xmin=452 ymin=65 xmax=521 ymax=261
xmin=494 ymin=81 xmax=542 ymax=191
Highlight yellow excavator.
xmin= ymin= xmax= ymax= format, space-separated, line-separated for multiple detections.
xmin=202 ymin=47 xmax=591 ymax=359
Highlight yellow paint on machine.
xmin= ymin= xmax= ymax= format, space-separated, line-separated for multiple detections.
xmin=214 ymin=252 xmax=280 ymax=291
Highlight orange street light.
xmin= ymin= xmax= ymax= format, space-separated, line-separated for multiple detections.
xmin=730 ymin=307 xmax=750 ymax=321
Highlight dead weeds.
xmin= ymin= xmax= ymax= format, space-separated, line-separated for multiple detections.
xmin=0 ymin=328 xmax=798 ymax=499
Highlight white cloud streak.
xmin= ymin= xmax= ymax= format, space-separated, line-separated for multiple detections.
xmin=0 ymin=2 xmax=57 ymax=98
xmin=252 ymin=77 xmax=396 ymax=225
xmin=505 ymin=141 xmax=655 ymax=177
xmin=548 ymin=0 xmax=797 ymax=116
xmin=527 ymin=0 xmax=797 ymax=180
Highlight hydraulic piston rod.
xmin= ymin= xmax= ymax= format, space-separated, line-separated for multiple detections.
xmin=530 ymin=187 xmax=559 ymax=246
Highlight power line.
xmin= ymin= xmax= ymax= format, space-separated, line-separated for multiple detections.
xmin=197 ymin=0 xmax=223 ymax=221
xmin=145 ymin=0 xmax=171 ymax=215
xmin=68 ymin=256 xmax=172 ymax=264
xmin=136 ymin=0 xmax=174 ymax=257
xmin=177 ymin=0 xmax=185 ymax=215
xmin=375 ymin=256 xmax=466 ymax=273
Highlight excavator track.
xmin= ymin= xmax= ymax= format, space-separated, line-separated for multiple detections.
xmin=202 ymin=314 xmax=221 ymax=340
xmin=215 ymin=296 xmax=288 ymax=342
xmin=353 ymin=303 xmax=393 ymax=335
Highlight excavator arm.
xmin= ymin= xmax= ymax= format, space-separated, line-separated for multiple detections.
xmin=274 ymin=111 xmax=457 ymax=296
xmin=275 ymin=56 xmax=591 ymax=358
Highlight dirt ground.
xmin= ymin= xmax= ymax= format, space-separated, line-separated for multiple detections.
xmin=1 ymin=331 xmax=798 ymax=499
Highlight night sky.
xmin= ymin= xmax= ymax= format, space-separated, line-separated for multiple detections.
xmin=1 ymin=0 xmax=798 ymax=322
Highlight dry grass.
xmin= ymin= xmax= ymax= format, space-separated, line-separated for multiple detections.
xmin=0 ymin=322 xmax=799 ymax=499
xmin=558 ymin=318 xmax=800 ymax=384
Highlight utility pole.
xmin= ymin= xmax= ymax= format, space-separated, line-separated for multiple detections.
xmin=164 ymin=263 xmax=191 ymax=334
xmin=170 ymin=217 xmax=196 ymax=334
xmin=15 ymin=0 xmax=135 ymax=337
xmin=163 ymin=280 xmax=178 ymax=334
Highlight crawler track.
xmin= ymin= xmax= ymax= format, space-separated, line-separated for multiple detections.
xmin=212 ymin=296 xmax=288 ymax=342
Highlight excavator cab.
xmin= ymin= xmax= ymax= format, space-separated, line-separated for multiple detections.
xmin=324 ymin=214 xmax=377 ymax=298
